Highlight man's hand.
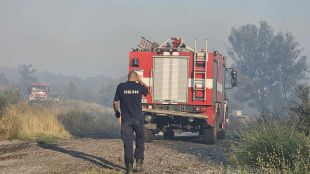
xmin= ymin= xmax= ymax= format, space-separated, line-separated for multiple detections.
xmin=115 ymin=110 xmax=121 ymax=118
xmin=137 ymin=76 xmax=150 ymax=95
xmin=137 ymin=76 xmax=143 ymax=84
xmin=137 ymin=76 xmax=147 ymax=87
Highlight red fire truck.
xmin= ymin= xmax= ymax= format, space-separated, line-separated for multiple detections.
xmin=27 ymin=83 xmax=49 ymax=102
xmin=128 ymin=37 xmax=237 ymax=144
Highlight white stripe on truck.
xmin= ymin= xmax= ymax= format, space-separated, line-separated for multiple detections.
xmin=142 ymin=77 xmax=223 ymax=93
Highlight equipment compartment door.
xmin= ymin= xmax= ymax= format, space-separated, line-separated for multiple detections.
xmin=153 ymin=56 xmax=188 ymax=103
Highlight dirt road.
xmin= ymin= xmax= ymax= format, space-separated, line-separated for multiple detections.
xmin=0 ymin=135 xmax=231 ymax=174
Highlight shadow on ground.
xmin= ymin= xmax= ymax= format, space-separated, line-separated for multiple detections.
xmin=38 ymin=143 xmax=125 ymax=172
xmin=71 ymin=133 xmax=121 ymax=139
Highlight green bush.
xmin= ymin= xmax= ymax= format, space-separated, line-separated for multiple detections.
xmin=231 ymin=120 xmax=310 ymax=173
xmin=290 ymin=84 xmax=310 ymax=136
xmin=58 ymin=109 xmax=120 ymax=138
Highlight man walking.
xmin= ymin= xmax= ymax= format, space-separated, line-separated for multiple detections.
xmin=113 ymin=71 xmax=148 ymax=174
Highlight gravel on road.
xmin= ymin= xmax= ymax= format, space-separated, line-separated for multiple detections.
xmin=0 ymin=136 xmax=231 ymax=174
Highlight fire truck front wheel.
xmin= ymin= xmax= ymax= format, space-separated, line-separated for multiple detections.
xmin=217 ymin=129 xmax=226 ymax=139
xmin=200 ymin=126 xmax=217 ymax=144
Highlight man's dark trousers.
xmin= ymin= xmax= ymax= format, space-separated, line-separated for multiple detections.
xmin=121 ymin=120 xmax=145 ymax=165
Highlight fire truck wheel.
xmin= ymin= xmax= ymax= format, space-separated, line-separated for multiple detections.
xmin=201 ymin=126 xmax=217 ymax=144
xmin=217 ymin=129 xmax=226 ymax=139
xmin=163 ymin=129 xmax=175 ymax=140
xmin=144 ymin=129 xmax=154 ymax=143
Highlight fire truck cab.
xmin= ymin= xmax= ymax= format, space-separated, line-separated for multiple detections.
xmin=128 ymin=37 xmax=237 ymax=144
xmin=28 ymin=83 xmax=49 ymax=102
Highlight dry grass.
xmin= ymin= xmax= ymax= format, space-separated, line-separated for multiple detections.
xmin=0 ymin=100 xmax=119 ymax=143
xmin=58 ymin=101 xmax=120 ymax=138
xmin=0 ymin=103 xmax=70 ymax=143
xmin=61 ymin=100 xmax=114 ymax=114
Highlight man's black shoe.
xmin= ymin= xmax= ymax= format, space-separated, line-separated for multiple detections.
xmin=126 ymin=163 xmax=133 ymax=174
xmin=136 ymin=159 xmax=144 ymax=172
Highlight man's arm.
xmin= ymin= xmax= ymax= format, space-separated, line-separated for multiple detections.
xmin=113 ymin=101 xmax=120 ymax=118
xmin=113 ymin=84 xmax=121 ymax=118
xmin=137 ymin=78 xmax=148 ymax=88
xmin=137 ymin=77 xmax=149 ymax=96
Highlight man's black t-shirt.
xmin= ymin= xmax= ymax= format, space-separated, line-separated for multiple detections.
xmin=114 ymin=81 xmax=148 ymax=123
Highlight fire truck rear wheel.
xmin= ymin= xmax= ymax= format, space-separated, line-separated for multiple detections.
xmin=201 ymin=126 xmax=217 ymax=144
xmin=163 ymin=129 xmax=175 ymax=140
xmin=217 ymin=129 xmax=226 ymax=139
xmin=144 ymin=129 xmax=155 ymax=143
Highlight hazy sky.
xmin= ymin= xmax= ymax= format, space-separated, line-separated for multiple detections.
xmin=0 ymin=0 xmax=309 ymax=78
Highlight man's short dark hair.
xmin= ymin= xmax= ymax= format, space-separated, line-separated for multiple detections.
xmin=128 ymin=71 xmax=138 ymax=80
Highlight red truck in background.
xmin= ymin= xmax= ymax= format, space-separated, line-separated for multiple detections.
xmin=27 ymin=83 xmax=49 ymax=102
xmin=27 ymin=83 xmax=60 ymax=103
xmin=128 ymin=37 xmax=237 ymax=144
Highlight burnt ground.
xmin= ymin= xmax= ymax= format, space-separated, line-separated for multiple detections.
xmin=0 ymin=134 xmax=233 ymax=174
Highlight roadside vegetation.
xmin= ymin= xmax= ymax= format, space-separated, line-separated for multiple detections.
xmin=229 ymin=85 xmax=310 ymax=174
xmin=0 ymin=90 xmax=70 ymax=142
xmin=0 ymin=89 xmax=20 ymax=114
xmin=230 ymin=120 xmax=310 ymax=173
xmin=59 ymin=100 xmax=120 ymax=138
xmin=0 ymin=102 xmax=70 ymax=143
xmin=0 ymin=90 xmax=119 ymax=143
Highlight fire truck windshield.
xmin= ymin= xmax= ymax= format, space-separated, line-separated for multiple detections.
xmin=31 ymin=86 xmax=48 ymax=92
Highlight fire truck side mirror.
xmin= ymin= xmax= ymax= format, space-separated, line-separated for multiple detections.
xmin=231 ymin=70 xmax=237 ymax=88
xmin=231 ymin=70 xmax=237 ymax=79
